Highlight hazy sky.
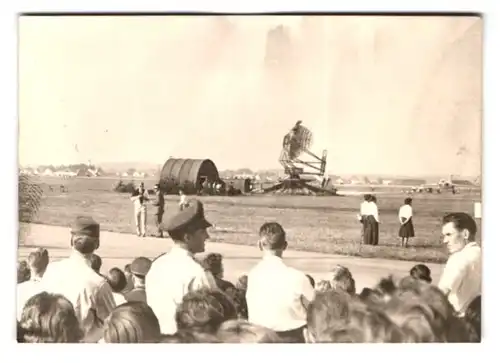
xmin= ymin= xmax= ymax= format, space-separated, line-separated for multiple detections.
xmin=18 ymin=15 xmax=482 ymax=176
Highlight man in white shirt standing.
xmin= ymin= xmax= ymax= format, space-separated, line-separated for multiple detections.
xmin=16 ymin=248 xmax=49 ymax=321
xmin=146 ymin=199 xmax=217 ymax=335
xmin=438 ymin=212 xmax=481 ymax=316
xmin=246 ymin=222 xmax=315 ymax=343
xmin=41 ymin=216 xmax=116 ymax=341
xmin=131 ymin=182 xmax=149 ymax=237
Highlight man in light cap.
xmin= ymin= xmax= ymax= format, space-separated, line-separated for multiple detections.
xmin=41 ymin=216 xmax=116 ymax=341
xmin=124 ymin=256 xmax=152 ymax=303
xmin=146 ymin=199 xmax=217 ymax=334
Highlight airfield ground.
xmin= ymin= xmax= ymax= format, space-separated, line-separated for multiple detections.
xmin=21 ymin=176 xmax=482 ymax=264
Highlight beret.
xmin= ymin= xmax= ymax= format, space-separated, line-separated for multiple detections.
xmin=71 ymin=216 xmax=100 ymax=238
xmin=162 ymin=199 xmax=212 ymax=233
xmin=130 ymin=257 xmax=152 ymax=276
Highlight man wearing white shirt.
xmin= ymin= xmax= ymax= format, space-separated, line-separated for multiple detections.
xmin=16 ymin=248 xmax=49 ymax=321
xmin=131 ymin=182 xmax=149 ymax=237
xmin=246 ymin=222 xmax=315 ymax=343
xmin=146 ymin=199 xmax=217 ymax=334
xmin=41 ymin=216 xmax=116 ymax=341
xmin=438 ymin=212 xmax=481 ymax=316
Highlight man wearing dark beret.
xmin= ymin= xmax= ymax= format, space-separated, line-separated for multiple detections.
xmin=41 ymin=215 xmax=116 ymax=341
xmin=146 ymin=199 xmax=217 ymax=334
xmin=124 ymin=256 xmax=152 ymax=303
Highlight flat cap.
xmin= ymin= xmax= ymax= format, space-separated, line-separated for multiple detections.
xmin=130 ymin=257 xmax=152 ymax=276
xmin=71 ymin=216 xmax=100 ymax=238
xmin=162 ymin=199 xmax=212 ymax=233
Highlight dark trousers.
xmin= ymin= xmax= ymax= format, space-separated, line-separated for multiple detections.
xmin=155 ymin=211 xmax=164 ymax=237
xmin=362 ymin=215 xmax=379 ymax=246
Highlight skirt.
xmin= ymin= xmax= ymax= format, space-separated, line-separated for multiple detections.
xmin=362 ymin=215 xmax=379 ymax=246
xmin=399 ymin=217 xmax=415 ymax=238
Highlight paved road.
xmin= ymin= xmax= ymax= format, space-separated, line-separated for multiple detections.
xmin=18 ymin=224 xmax=444 ymax=291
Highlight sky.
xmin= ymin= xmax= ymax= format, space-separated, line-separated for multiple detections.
xmin=18 ymin=15 xmax=482 ymax=176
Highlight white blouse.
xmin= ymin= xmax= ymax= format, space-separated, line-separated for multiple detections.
xmin=398 ymin=205 xmax=412 ymax=221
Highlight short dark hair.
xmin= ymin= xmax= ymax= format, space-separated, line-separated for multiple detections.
xmin=202 ymin=253 xmax=223 ymax=277
xmin=27 ymin=248 xmax=49 ymax=275
xmin=404 ymin=197 xmax=413 ymax=205
xmin=175 ymin=288 xmax=237 ymax=334
xmin=107 ymin=268 xmax=127 ymax=292
xmin=259 ymin=222 xmax=286 ymax=250
xmin=89 ymin=254 xmax=102 ymax=273
xmin=442 ymin=212 xmax=477 ymax=241
xmin=410 ymin=264 xmax=432 ymax=283
xmin=72 ymin=235 xmax=98 ymax=255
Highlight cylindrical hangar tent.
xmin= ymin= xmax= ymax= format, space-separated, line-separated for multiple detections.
xmin=159 ymin=158 xmax=220 ymax=195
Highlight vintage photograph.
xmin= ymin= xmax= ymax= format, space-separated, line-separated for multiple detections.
xmin=17 ymin=14 xmax=482 ymax=343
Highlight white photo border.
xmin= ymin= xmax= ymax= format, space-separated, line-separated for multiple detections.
xmin=1 ymin=0 xmax=497 ymax=362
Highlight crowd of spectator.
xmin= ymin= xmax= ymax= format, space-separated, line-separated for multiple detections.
xmin=16 ymin=200 xmax=481 ymax=343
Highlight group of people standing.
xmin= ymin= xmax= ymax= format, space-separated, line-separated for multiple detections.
xmin=130 ymin=183 xmax=190 ymax=238
xmin=358 ymin=194 xmax=415 ymax=247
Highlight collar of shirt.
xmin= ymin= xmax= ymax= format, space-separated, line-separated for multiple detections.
xmin=462 ymin=241 xmax=480 ymax=251
xmin=261 ymin=254 xmax=285 ymax=265
xmin=170 ymin=245 xmax=195 ymax=260
xmin=69 ymin=250 xmax=92 ymax=267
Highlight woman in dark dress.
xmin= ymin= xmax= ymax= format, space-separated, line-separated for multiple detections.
xmin=398 ymin=197 xmax=415 ymax=247
xmin=359 ymin=195 xmax=379 ymax=246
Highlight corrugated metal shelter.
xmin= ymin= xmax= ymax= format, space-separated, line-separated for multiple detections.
xmin=159 ymin=158 xmax=220 ymax=194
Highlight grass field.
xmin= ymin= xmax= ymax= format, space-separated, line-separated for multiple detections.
xmin=25 ymin=176 xmax=482 ymax=264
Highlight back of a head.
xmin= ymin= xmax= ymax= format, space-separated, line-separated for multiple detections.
xmin=202 ymin=253 xmax=223 ymax=277
xmin=384 ymin=284 xmax=460 ymax=342
xmin=17 ymin=260 xmax=31 ymax=283
xmin=72 ymin=234 xmax=99 ymax=255
xmin=315 ymin=280 xmax=333 ymax=293
xmin=236 ymin=275 xmax=248 ymax=291
xmin=306 ymin=289 xmax=352 ymax=342
xmin=223 ymin=286 xmax=248 ymax=319
xmin=330 ymin=265 xmax=356 ymax=295
xmin=106 ymin=268 xmax=127 ymax=293
xmin=328 ymin=302 xmax=405 ymax=343
xmin=89 ymin=254 xmax=102 ymax=273
xmin=103 ymin=302 xmax=161 ymax=343
xmin=307 ymin=290 xmax=403 ymax=343
xmin=259 ymin=222 xmax=287 ymax=251
xmin=373 ymin=276 xmax=397 ymax=300
xmin=176 ymin=288 xmax=237 ymax=334
xmin=27 ymin=248 xmax=49 ymax=276
xmin=410 ymin=264 xmax=432 ymax=283
xmin=19 ymin=292 xmax=82 ymax=343
xmin=217 ymin=320 xmax=282 ymax=343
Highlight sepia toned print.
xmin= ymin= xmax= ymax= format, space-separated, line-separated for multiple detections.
xmin=17 ymin=14 xmax=482 ymax=343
